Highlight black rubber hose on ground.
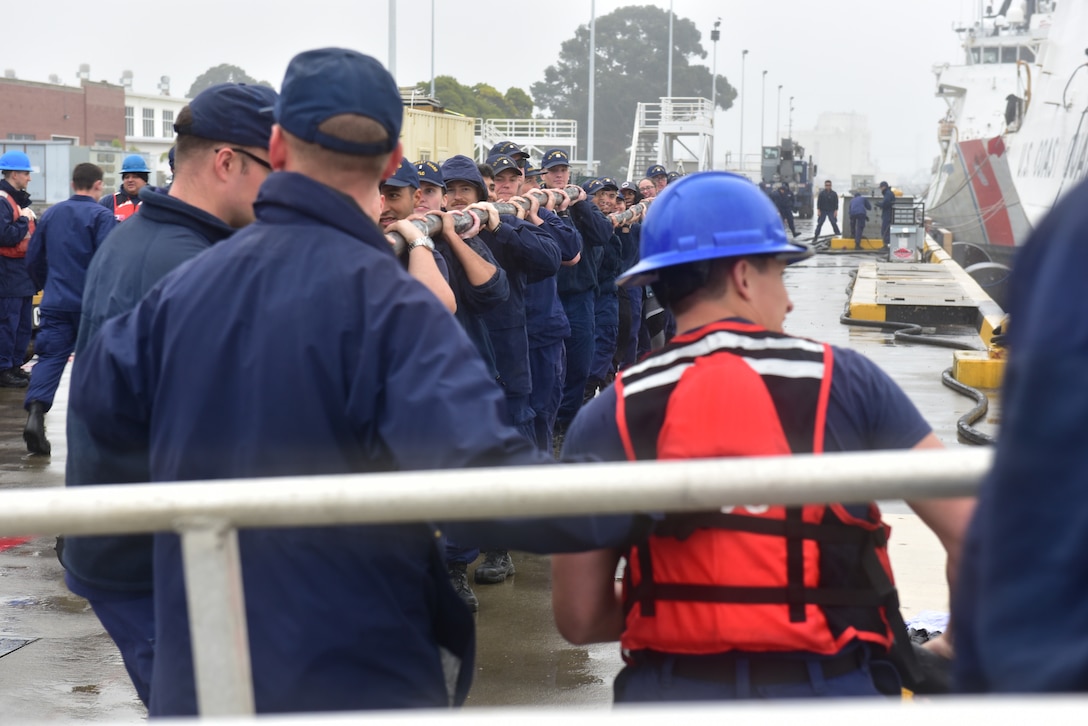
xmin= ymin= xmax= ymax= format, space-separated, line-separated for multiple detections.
xmin=940 ymin=367 xmax=996 ymax=446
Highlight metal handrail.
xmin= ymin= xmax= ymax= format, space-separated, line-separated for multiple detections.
xmin=0 ymin=448 xmax=991 ymax=717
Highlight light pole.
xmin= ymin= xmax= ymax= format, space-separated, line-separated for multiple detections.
xmin=776 ymin=84 xmax=783 ymax=144
xmin=739 ymin=49 xmax=748 ymax=171
xmin=667 ymin=0 xmax=674 ymax=98
xmin=789 ymin=96 xmax=795 ymax=141
xmin=710 ymin=19 xmax=720 ymax=111
xmin=760 ymin=70 xmax=767 ymax=153
xmin=429 ymin=0 xmax=436 ymax=97
xmin=588 ymin=0 xmax=596 ymax=175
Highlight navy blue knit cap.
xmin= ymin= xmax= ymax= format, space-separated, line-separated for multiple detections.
xmin=275 ymin=48 xmax=403 ymax=156
xmin=175 ymin=83 xmax=277 ymax=149
xmin=439 ymin=155 xmax=488 ymax=200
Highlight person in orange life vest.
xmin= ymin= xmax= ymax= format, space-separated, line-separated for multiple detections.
xmin=550 ymin=171 xmax=975 ymax=702
xmin=0 ymin=151 xmax=38 ymax=388
xmin=101 ymin=155 xmax=153 ymax=222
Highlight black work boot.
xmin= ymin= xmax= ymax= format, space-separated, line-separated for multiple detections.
xmin=448 ymin=562 xmax=479 ymax=612
xmin=24 ymin=400 xmax=50 ymax=456
xmin=474 ymin=550 xmax=515 ymax=584
xmin=0 ymin=368 xmax=28 ymax=388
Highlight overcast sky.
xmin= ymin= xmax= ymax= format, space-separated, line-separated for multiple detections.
xmin=12 ymin=0 xmax=985 ymax=178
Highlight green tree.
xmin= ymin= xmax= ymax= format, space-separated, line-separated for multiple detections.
xmin=531 ymin=5 xmax=736 ymax=177
xmin=414 ymin=76 xmax=535 ymax=119
xmin=187 ymin=64 xmax=273 ymax=99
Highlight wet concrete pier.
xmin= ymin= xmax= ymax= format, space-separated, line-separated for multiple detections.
xmin=0 ymin=218 xmax=995 ymax=721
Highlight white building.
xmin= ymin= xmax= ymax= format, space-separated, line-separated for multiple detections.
xmin=121 ymin=74 xmax=188 ymax=186
xmin=795 ymin=112 xmax=877 ymax=190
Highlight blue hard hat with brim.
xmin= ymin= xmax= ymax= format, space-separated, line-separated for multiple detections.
xmin=618 ymin=171 xmax=812 ymax=288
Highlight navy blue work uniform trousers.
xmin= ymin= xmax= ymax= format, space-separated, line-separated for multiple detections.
xmin=25 ymin=309 xmax=78 ymax=410
xmin=851 ymin=215 xmax=867 ymax=246
xmin=0 ymin=296 xmax=32 ymax=370
xmin=814 ymin=211 xmax=841 ymax=238
xmin=614 ymin=646 xmax=886 ymax=703
xmin=881 ymin=213 xmax=892 ymax=246
xmin=590 ymin=290 xmax=619 ymax=383
xmin=557 ymin=289 xmax=595 ymax=426
xmin=529 ymin=340 xmax=564 ymax=453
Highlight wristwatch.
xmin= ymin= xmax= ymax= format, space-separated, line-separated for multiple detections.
xmin=407 ymin=236 xmax=435 ymax=251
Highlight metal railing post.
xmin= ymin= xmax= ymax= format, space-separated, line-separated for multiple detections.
xmin=179 ymin=518 xmax=255 ymax=716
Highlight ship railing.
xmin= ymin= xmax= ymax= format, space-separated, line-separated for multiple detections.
xmin=0 ymin=448 xmax=994 ymax=719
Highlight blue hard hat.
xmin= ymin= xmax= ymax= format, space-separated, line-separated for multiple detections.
xmin=121 ymin=154 xmax=152 ymax=174
xmin=617 ymin=171 xmax=812 ymax=287
xmin=0 ymin=151 xmax=33 ymax=172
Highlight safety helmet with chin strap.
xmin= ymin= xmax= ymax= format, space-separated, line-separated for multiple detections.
xmin=0 ymin=151 xmax=34 ymax=172
xmin=618 ymin=171 xmax=812 ymax=287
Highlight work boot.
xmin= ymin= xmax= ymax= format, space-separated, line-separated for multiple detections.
xmin=0 ymin=368 xmax=28 ymax=388
xmin=24 ymin=400 xmax=50 ymax=456
xmin=10 ymin=366 xmax=29 ymax=381
xmin=474 ymin=550 xmax=515 ymax=584
xmin=448 ymin=562 xmax=478 ymax=612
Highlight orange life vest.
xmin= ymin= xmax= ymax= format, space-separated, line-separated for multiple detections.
xmin=109 ymin=192 xmax=139 ymax=222
xmin=614 ymin=320 xmax=902 ymax=658
xmin=0 ymin=190 xmax=33 ymax=259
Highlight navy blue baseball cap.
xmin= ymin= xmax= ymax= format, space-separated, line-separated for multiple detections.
xmin=415 ymin=160 xmax=446 ymax=189
xmin=440 ymin=155 xmax=488 ymax=200
xmin=174 ymin=83 xmax=277 ymax=149
xmin=541 ymin=148 xmax=571 ymax=170
xmin=489 ymin=141 xmax=527 ymax=159
xmin=667 ymin=171 xmax=681 ymax=183
xmin=486 ymin=154 xmax=521 ymax=175
xmin=646 ymin=164 xmax=667 ymax=178
xmin=522 ymin=161 xmax=543 ymax=178
xmin=275 ymin=48 xmax=403 ymax=156
xmin=382 ymin=158 xmax=420 ymax=189
xmin=584 ymin=177 xmax=620 ymax=195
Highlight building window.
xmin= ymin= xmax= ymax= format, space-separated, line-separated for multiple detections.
xmin=6 ymin=133 xmax=35 ymax=140
xmin=51 ymin=135 xmax=78 ymax=144
xmin=162 ymin=110 xmax=175 ymax=138
xmin=125 ymin=106 xmax=134 ymax=136
xmin=143 ymin=109 xmax=155 ymax=137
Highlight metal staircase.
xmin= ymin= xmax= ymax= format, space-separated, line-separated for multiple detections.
xmin=627 ymin=97 xmax=714 ymax=178
xmin=475 ymin=118 xmax=579 ymax=166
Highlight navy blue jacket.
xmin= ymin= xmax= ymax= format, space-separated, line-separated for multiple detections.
xmin=436 ymin=235 xmax=508 ymax=379
xmin=526 ymin=207 xmax=579 ymax=347
xmin=479 ymin=215 xmax=561 ymax=397
xmin=0 ymin=179 xmax=35 ymax=298
xmin=953 ymin=176 xmax=1088 ymax=693
xmin=557 ymin=201 xmax=612 ymax=297
xmin=67 ymin=171 xmax=634 ymax=715
xmin=773 ymin=188 xmax=795 ymax=215
xmin=75 ymin=185 xmax=236 ymax=355
xmin=849 ymin=195 xmax=872 ymax=217
xmin=62 ymin=187 xmax=237 ymax=596
xmin=880 ymin=188 xmax=896 ymax=218
xmin=27 ymin=194 xmax=116 ymax=311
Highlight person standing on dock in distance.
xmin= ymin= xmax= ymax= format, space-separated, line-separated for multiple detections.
xmin=953 ymin=175 xmax=1088 ymax=693
xmin=774 ymin=183 xmax=800 ymax=238
xmin=879 ymin=181 xmax=895 ymax=247
xmin=551 ymin=171 xmax=976 ymax=703
xmin=814 ymin=179 xmax=841 ymax=239
xmin=101 ymin=155 xmax=153 ymax=222
xmin=849 ymin=191 xmax=872 ymax=247
xmin=22 ymin=163 xmax=116 ymax=456
xmin=59 ymin=81 xmax=278 ymax=707
xmin=0 ymin=151 xmax=37 ymax=389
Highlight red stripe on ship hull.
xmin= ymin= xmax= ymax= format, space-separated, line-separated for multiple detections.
xmin=0 ymin=536 xmax=32 ymax=552
xmin=960 ymin=138 xmax=1016 ymax=247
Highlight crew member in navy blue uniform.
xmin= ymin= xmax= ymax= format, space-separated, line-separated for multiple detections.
xmin=813 ymin=179 xmax=841 ymax=239
xmin=540 ymin=148 xmax=613 ymax=441
xmin=953 ymin=176 xmax=1088 ymax=693
xmin=550 ymin=171 xmax=974 ymax=703
xmin=60 ymin=81 xmax=278 ymax=707
xmin=647 ymin=163 xmax=669 ymax=194
xmin=584 ymin=177 xmax=624 ymax=398
xmin=879 ymin=181 xmax=895 ymax=247
xmin=612 ymin=187 xmax=643 ymax=371
xmin=849 ymin=191 xmax=872 ymax=247
xmin=67 ymin=49 xmax=637 ymax=715
xmin=773 ymin=183 xmax=800 ymax=238
xmin=0 ymin=151 xmax=37 ymax=389
xmin=441 ymin=153 xmax=561 ymax=591
xmin=22 ymin=163 xmax=116 ymax=456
